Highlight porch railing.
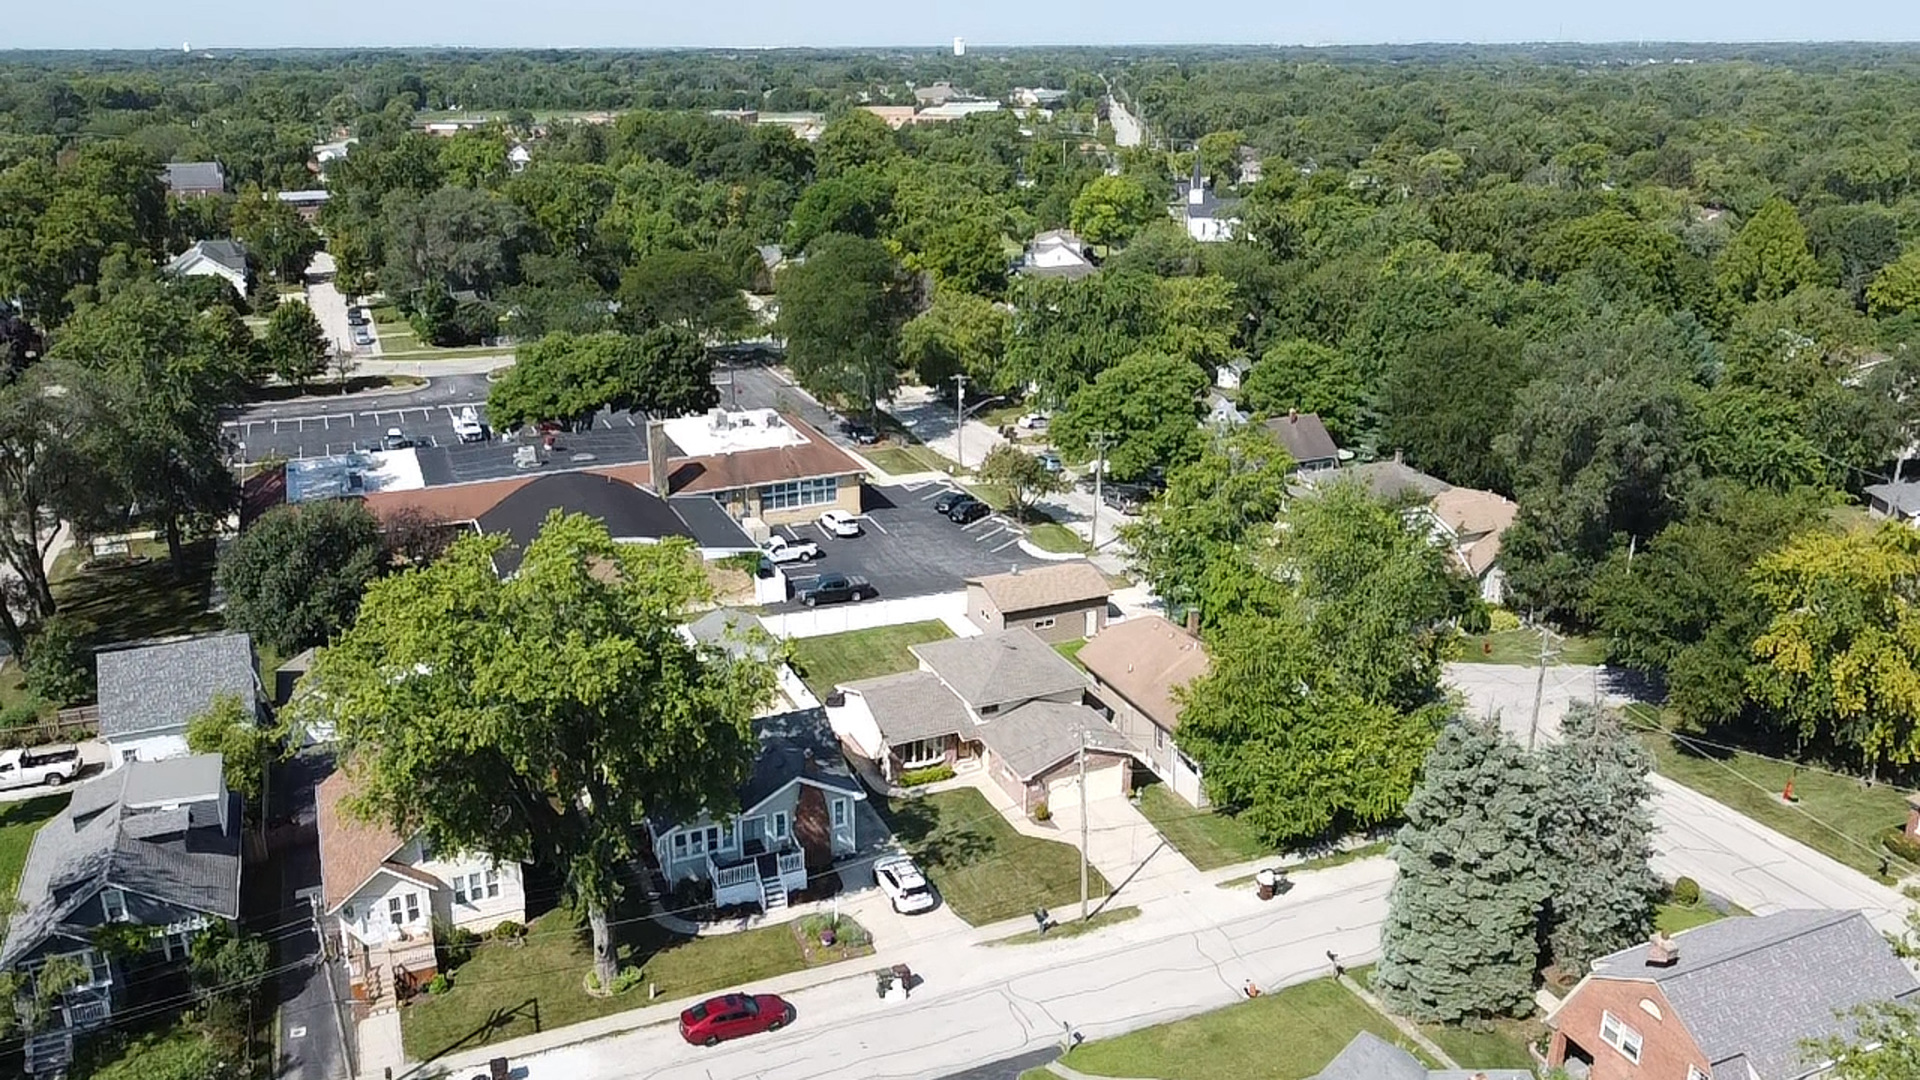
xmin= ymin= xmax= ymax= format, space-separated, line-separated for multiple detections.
xmin=776 ymin=850 xmax=804 ymax=877
xmin=710 ymin=856 xmax=757 ymax=889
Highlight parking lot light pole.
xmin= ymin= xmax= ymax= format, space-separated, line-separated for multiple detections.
xmin=951 ymin=373 xmax=969 ymax=469
xmin=1078 ymin=729 xmax=1091 ymax=921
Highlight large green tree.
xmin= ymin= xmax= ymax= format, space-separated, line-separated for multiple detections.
xmin=230 ymin=190 xmax=321 ymax=283
xmin=1804 ymin=1002 xmax=1920 ymax=1078
xmin=486 ymin=327 xmax=716 ymax=431
xmin=899 ymin=288 xmax=1008 ymax=390
xmin=1052 ymin=352 xmax=1206 ymax=482
xmin=1718 ymin=197 xmax=1824 ymax=303
xmin=1537 ymin=702 xmax=1657 ymax=973
xmin=774 ymin=232 xmax=911 ymax=416
xmin=976 ymin=444 xmax=1067 ymax=522
xmin=295 ymin=514 xmax=775 ymax=989
xmin=216 ymin=498 xmax=388 ymax=655
xmin=1238 ymin=339 xmax=1363 ymax=443
xmin=262 ymin=301 xmax=331 ymax=391
xmin=186 ymin=692 xmax=278 ymax=806
xmin=617 ymin=249 xmax=754 ymax=340
xmin=1374 ymin=718 xmax=1548 ymax=1023
xmin=1069 ymin=174 xmax=1159 ymax=247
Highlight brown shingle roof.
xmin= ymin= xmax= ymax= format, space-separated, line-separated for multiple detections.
xmin=315 ymin=769 xmax=410 ymax=914
xmin=1078 ymin=616 xmax=1210 ymax=732
xmin=1430 ymin=488 xmax=1518 ymax=576
xmin=663 ymin=417 xmax=865 ymax=496
xmin=1262 ymin=412 xmax=1340 ymax=464
xmin=967 ymin=562 xmax=1111 ymax=615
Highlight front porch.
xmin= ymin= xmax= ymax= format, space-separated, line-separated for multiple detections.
xmin=709 ymin=846 xmax=807 ymax=912
xmin=340 ymin=922 xmax=438 ymax=1006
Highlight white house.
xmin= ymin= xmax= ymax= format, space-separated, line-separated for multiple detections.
xmin=316 ymin=769 xmax=527 ymax=1004
xmin=165 ymin=239 xmax=250 ymax=295
xmin=96 ymin=633 xmax=266 ymax=769
xmin=1428 ymin=487 xmax=1519 ymax=605
xmin=508 ymin=144 xmax=532 ymax=173
xmin=1173 ymin=158 xmax=1238 ymax=243
xmin=650 ymin=709 xmax=865 ymax=912
xmin=1019 ymin=229 xmax=1098 ymax=281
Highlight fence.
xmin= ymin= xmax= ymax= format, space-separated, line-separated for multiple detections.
xmin=0 ymin=706 xmax=100 ymax=749
xmin=758 ymin=591 xmax=967 ymax=640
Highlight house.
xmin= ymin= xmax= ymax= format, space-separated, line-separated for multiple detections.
xmin=830 ymin=629 xmax=1138 ymax=813
xmin=1011 ymin=88 xmax=1070 ymax=108
xmin=475 ymin=470 xmax=758 ymax=573
xmin=1214 ymin=358 xmax=1252 ymax=390
xmin=276 ymin=189 xmax=331 ymax=222
xmin=162 ymin=161 xmax=225 ymax=198
xmin=649 ymin=708 xmax=865 ymax=912
xmin=1262 ymin=411 xmax=1341 ymax=472
xmin=1430 ymin=487 xmax=1519 ymax=605
xmin=915 ymin=101 xmax=1004 ymax=122
xmin=1205 ymin=392 xmax=1248 ymax=428
xmin=165 ymin=238 xmax=250 ymax=295
xmin=1865 ymin=480 xmax=1920 ymax=524
xmin=860 ymin=105 xmax=919 ymax=129
xmin=1080 ymin=615 xmax=1211 ymax=807
xmin=3 ymin=756 xmax=240 ymax=1076
xmin=1314 ymin=1032 xmax=1531 ymax=1080
xmin=1237 ymin=147 xmax=1265 ymax=187
xmin=1172 ymin=157 xmax=1238 ymax=243
xmin=1019 ymin=228 xmax=1098 ymax=281
xmin=1313 ymin=458 xmax=1454 ymax=505
xmin=316 ymin=769 xmax=527 ymax=1003
xmin=914 ymin=81 xmax=958 ymax=106
xmin=1546 ymin=909 xmax=1920 ymax=1080
xmin=96 ymin=632 xmax=267 ymax=769
xmin=965 ymin=563 xmax=1111 ymax=644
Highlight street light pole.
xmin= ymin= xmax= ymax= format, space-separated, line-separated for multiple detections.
xmin=1078 ymin=730 xmax=1090 ymax=921
xmin=1088 ymin=431 xmax=1114 ymax=552
xmin=951 ymin=373 xmax=969 ymax=470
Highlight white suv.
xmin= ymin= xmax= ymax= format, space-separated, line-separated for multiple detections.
xmin=874 ymin=855 xmax=937 ymax=914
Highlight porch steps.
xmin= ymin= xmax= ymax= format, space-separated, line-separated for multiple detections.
xmin=763 ymin=879 xmax=788 ymax=912
xmin=25 ymin=1029 xmax=74 ymax=1078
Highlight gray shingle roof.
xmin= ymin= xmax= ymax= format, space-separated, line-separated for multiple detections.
xmin=96 ymin=632 xmax=259 ymax=740
xmin=1333 ymin=461 xmax=1453 ymax=503
xmin=2 ymin=755 xmax=240 ymax=967
xmin=1313 ymin=1032 xmax=1535 ymax=1080
xmin=738 ymin=708 xmax=864 ymax=812
xmin=1866 ymin=481 xmax=1920 ymax=517
xmin=1585 ymin=909 xmax=1920 ymax=1077
xmin=163 ymin=161 xmax=225 ymax=193
xmin=842 ymin=670 xmax=975 ymax=744
xmin=1263 ymin=413 xmax=1341 ymax=465
xmin=687 ymin=608 xmax=775 ymax=663
xmin=912 ymin=629 xmax=1088 ymax=709
xmin=975 ymin=699 xmax=1132 ymax=780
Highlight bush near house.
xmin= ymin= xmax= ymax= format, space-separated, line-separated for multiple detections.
xmin=898 ymin=763 xmax=955 ymax=787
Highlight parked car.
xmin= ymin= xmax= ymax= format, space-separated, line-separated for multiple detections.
xmin=346 ymin=307 xmax=368 ymax=326
xmin=1038 ymin=452 xmax=1063 ymax=473
xmin=932 ymin=490 xmax=977 ymax=515
xmin=0 ymin=745 xmax=80 ymax=791
xmin=679 ymin=992 xmax=794 ymax=1047
xmin=1018 ymin=412 xmax=1050 ymax=431
xmin=1100 ymin=484 xmax=1147 ymax=515
xmin=796 ymin=573 xmax=872 ymax=607
xmin=453 ymin=407 xmax=487 ymax=443
xmin=351 ymin=328 xmax=373 ymax=346
xmin=762 ymin=535 xmax=822 ymax=564
xmin=382 ymin=428 xmax=413 ymax=451
xmin=837 ymin=417 xmax=880 ymax=445
xmin=874 ymin=855 xmax=937 ymax=914
xmin=817 ymin=510 xmax=862 ymax=537
xmin=948 ymin=499 xmax=991 ymax=525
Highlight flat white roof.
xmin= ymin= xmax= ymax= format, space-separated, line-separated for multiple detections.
xmin=661 ymin=408 xmax=811 ymax=457
xmin=285 ymin=449 xmax=426 ymax=503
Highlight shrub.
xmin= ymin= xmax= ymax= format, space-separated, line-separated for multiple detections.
xmin=898 ymin=763 xmax=955 ymax=787
xmin=1031 ymin=800 xmax=1051 ymax=822
xmin=435 ymin=924 xmax=481 ymax=969
xmin=25 ymin=614 xmax=96 ymax=708
xmin=488 ymin=920 xmax=526 ymax=942
xmin=1488 ymin=607 xmax=1523 ymax=633
xmin=1670 ymin=876 xmax=1701 ymax=906
xmin=1881 ymin=826 xmax=1920 ymax=867
xmin=797 ymin=914 xmax=869 ymax=947
xmin=0 ymin=699 xmax=41 ymax=732
xmin=425 ymin=973 xmax=451 ymax=995
xmin=611 ymin=966 xmax=645 ymax=994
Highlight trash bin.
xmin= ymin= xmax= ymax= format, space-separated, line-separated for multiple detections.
xmin=1256 ymin=868 xmax=1276 ymax=901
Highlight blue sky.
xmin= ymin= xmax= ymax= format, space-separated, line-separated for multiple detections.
xmin=15 ymin=1 xmax=1920 ymax=50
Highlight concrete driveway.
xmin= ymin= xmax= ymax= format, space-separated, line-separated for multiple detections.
xmin=1443 ymin=661 xmax=1639 ymax=749
xmin=0 ymin=740 xmax=111 ymax=804
xmin=303 ymin=276 xmax=354 ymax=355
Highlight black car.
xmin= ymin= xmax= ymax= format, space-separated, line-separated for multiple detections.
xmin=346 ymin=308 xmax=368 ymax=326
xmin=796 ymin=573 xmax=873 ymax=607
xmin=932 ymin=490 xmax=975 ymax=515
xmin=949 ymin=499 xmax=991 ymax=525
xmin=844 ymin=423 xmax=879 ymax=445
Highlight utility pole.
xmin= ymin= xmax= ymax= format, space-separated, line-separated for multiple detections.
xmin=951 ymin=373 xmax=969 ymax=470
xmin=1078 ymin=730 xmax=1090 ymax=921
xmin=1526 ymin=620 xmax=1561 ymax=752
xmin=1088 ymin=430 xmax=1114 ymax=552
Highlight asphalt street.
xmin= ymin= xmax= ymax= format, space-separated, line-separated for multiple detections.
xmin=264 ymin=751 xmax=352 ymax=1080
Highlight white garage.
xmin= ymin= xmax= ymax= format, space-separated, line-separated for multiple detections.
xmin=1044 ymin=757 xmax=1128 ymax=810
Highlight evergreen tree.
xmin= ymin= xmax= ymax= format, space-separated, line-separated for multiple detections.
xmin=1374 ymin=718 xmax=1547 ymax=1023
xmin=1537 ymin=702 xmax=1659 ymax=973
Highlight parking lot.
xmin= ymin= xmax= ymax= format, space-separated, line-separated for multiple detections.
xmin=768 ymin=482 xmax=1055 ymax=610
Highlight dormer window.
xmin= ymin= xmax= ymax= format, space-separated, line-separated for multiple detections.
xmin=101 ymin=887 xmax=126 ymax=922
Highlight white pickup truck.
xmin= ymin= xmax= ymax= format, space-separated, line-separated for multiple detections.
xmin=0 ymin=745 xmax=81 ymax=791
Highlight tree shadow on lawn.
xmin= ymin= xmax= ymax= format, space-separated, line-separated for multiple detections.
xmin=55 ymin=539 xmax=222 ymax=648
xmin=872 ymin=792 xmax=996 ymax=870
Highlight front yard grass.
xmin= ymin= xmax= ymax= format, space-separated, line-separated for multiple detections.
xmin=877 ymin=786 xmax=1111 ymax=926
xmin=862 ymin=444 xmax=955 ymax=477
xmin=1026 ymin=522 xmax=1089 ymax=554
xmin=787 ymin=621 xmax=953 ymax=697
xmin=1452 ymin=627 xmax=1608 ymax=666
xmin=1629 ymin=705 xmax=1912 ymax=882
xmin=1419 ymin=1017 xmax=1546 ymax=1071
xmin=1218 ymin=840 xmax=1392 ymax=889
xmin=1134 ymin=782 xmax=1273 ymax=871
xmin=53 ymin=538 xmax=222 ymax=652
xmin=401 ymin=899 xmax=865 ymax=1061
xmin=1656 ymin=900 xmax=1731 ymax=934
xmin=1061 ymin=975 xmax=1429 ymax=1079
xmin=0 ymin=795 xmax=69 ymax=896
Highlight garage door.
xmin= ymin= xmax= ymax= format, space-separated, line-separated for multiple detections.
xmin=1046 ymin=760 xmax=1125 ymax=810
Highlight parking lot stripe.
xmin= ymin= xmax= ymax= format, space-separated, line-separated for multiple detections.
xmin=991 ymin=536 xmax=1021 ymax=552
xmin=919 ymin=488 xmax=949 ymax=501
xmin=862 ymin=516 xmax=890 ymax=536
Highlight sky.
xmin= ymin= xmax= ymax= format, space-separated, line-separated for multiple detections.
xmin=14 ymin=0 xmax=1920 ymax=51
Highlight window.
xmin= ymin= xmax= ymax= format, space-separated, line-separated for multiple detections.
xmin=1154 ymin=726 xmax=1167 ymax=750
xmin=406 ymin=893 xmax=420 ymax=923
xmin=672 ymin=833 xmax=689 ymax=857
xmin=484 ymin=867 xmax=500 ymax=898
xmin=388 ymin=892 xmax=420 ymax=925
xmin=759 ymin=476 xmax=837 ymax=512
xmin=831 ymin=799 xmax=848 ymax=828
xmin=719 ymin=823 xmax=735 ymax=850
xmin=772 ymin=812 xmax=789 ymax=840
xmin=1600 ymin=1011 xmax=1643 ymax=1064
xmin=899 ymin=737 xmax=947 ymax=769
xmin=100 ymin=888 xmax=126 ymax=923
xmin=453 ymin=876 xmax=468 ymax=904
xmin=388 ymin=896 xmax=404 ymax=923
xmin=1032 ymin=617 xmax=1056 ymax=630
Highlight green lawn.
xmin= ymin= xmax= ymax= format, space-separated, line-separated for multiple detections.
xmin=788 ymin=621 xmax=953 ymax=697
xmin=1420 ymin=1017 xmax=1546 ymax=1071
xmin=964 ymin=481 xmax=1012 ymax=512
xmin=1026 ymin=522 xmax=1089 ymax=554
xmin=1656 ymin=901 xmax=1731 ymax=934
xmin=1453 ymin=628 xmax=1608 ymax=666
xmin=1630 ymin=706 xmax=1912 ymax=882
xmin=0 ymin=796 xmax=69 ymax=896
xmin=1219 ymin=841 xmax=1391 ymax=890
xmin=1061 ymin=976 xmax=1429 ymax=1079
xmin=52 ymin=539 xmax=222 ymax=653
xmin=1134 ymin=782 xmax=1273 ymax=871
xmin=401 ymin=900 xmax=868 ymax=1061
xmin=862 ymin=445 xmax=955 ymax=476
xmin=993 ymin=905 xmax=1140 ymax=945
xmin=877 ymin=787 xmax=1111 ymax=926
xmin=1054 ymin=639 xmax=1088 ymax=668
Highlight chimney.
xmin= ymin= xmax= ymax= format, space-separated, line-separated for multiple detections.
xmin=644 ymin=420 xmax=674 ymax=497
xmin=1393 ymin=448 xmax=1403 ymax=464
xmin=1645 ymin=932 xmax=1679 ymax=967
xmin=1288 ymin=408 xmax=1298 ymax=423
xmin=1185 ymin=608 xmax=1200 ymax=635
xmin=802 ymin=747 xmax=816 ymax=774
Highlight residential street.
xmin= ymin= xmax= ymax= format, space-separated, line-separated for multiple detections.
xmin=1106 ymin=94 xmax=1144 ymax=148
xmin=262 ymin=752 xmax=352 ymax=1080
xmin=431 ymin=859 xmax=1393 ymax=1080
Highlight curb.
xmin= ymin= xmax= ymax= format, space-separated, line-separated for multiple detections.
xmin=1016 ymin=538 xmax=1087 ymax=562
